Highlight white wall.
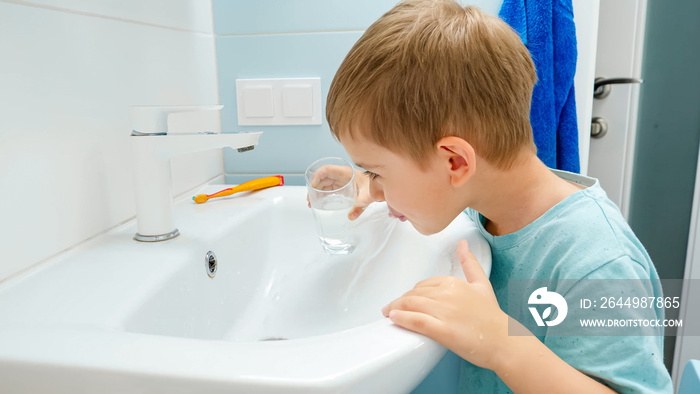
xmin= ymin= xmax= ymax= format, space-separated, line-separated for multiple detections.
xmin=573 ymin=0 xmax=600 ymax=175
xmin=0 ymin=0 xmax=221 ymax=282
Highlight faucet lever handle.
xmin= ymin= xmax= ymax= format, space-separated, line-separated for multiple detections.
xmin=129 ymin=105 xmax=223 ymax=136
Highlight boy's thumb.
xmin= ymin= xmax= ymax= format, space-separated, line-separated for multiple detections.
xmin=348 ymin=205 xmax=366 ymax=220
xmin=348 ymin=200 xmax=373 ymax=220
xmin=457 ymin=239 xmax=486 ymax=284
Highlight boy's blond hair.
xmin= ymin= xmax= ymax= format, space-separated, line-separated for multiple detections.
xmin=326 ymin=0 xmax=537 ymax=168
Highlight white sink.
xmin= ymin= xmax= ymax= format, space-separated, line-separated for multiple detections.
xmin=0 ymin=185 xmax=491 ymax=393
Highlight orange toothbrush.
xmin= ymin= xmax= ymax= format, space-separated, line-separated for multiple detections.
xmin=193 ymin=175 xmax=284 ymax=204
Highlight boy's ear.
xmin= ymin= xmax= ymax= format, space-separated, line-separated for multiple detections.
xmin=435 ymin=136 xmax=475 ymax=187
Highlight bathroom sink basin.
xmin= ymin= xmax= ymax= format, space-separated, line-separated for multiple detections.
xmin=0 ymin=185 xmax=491 ymax=393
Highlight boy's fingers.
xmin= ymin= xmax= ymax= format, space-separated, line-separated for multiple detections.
xmin=348 ymin=199 xmax=375 ymax=220
xmin=348 ymin=205 xmax=365 ymax=220
xmin=388 ymin=309 xmax=443 ymax=338
xmin=311 ymin=165 xmax=353 ymax=190
xmin=384 ymin=295 xmax=440 ymax=317
xmin=457 ymin=240 xmax=488 ymax=284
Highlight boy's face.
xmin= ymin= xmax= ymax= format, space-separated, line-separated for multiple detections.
xmin=342 ymin=134 xmax=462 ymax=235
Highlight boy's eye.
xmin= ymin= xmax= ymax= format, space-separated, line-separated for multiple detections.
xmin=364 ymin=170 xmax=379 ymax=180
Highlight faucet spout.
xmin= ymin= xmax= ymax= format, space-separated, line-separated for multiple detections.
xmin=129 ymin=105 xmax=261 ymax=242
xmin=135 ymin=132 xmax=262 ymax=160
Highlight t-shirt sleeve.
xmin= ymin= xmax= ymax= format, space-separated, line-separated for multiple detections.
xmin=544 ymin=257 xmax=673 ymax=394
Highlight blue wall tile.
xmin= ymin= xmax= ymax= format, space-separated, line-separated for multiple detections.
xmin=213 ymin=0 xmax=398 ymax=35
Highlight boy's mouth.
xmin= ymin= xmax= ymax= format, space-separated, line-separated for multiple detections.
xmin=388 ymin=205 xmax=407 ymax=222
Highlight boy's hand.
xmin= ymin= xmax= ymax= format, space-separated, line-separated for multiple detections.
xmin=382 ymin=240 xmax=508 ymax=370
xmin=306 ymin=165 xmax=373 ymax=220
xmin=384 ymin=241 xmax=622 ymax=393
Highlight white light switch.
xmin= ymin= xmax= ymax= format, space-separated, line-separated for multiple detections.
xmin=242 ymin=85 xmax=274 ymax=118
xmin=283 ymin=85 xmax=313 ymax=117
xmin=236 ymin=78 xmax=321 ymax=126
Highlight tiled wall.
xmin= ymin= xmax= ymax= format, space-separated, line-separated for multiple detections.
xmin=0 ymin=0 xmax=220 ymax=281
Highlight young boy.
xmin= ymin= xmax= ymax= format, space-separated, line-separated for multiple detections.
xmin=322 ymin=0 xmax=673 ymax=393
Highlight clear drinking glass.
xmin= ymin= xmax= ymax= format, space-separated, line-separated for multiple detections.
xmin=305 ymin=157 xmax=358 ymax=255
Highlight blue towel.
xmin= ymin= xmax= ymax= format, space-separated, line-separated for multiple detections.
xmin=499 ymin=0 xmax=579 ymax=172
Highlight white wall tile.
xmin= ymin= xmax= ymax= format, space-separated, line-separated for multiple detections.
xmin=0 ymin=1 xmax=219 ymax=281
xmin=7 ymin=0 xmax=214 ymax=33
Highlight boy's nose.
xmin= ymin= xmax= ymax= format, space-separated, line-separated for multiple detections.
xmin=369 ymin=179 xmax=385 ymax=202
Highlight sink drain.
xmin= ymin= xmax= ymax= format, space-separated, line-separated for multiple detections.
xmin=205 ymin=251 xmax=217 ymax=278
xmin=260 ymin=337 xmax=287 ymax=341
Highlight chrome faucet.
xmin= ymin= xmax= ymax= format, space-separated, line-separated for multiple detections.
xmin=129 ymin=105 xmax=261 ymax=242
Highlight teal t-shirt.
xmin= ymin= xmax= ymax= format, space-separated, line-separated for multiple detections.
xmin=459 ymin=170 xmax=673 ymax=393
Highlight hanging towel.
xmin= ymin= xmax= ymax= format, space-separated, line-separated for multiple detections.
xmin=499 ymin=0 xmax=580 ymax=172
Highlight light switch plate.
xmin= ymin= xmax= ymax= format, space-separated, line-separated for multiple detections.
xmin=282 ymin=85 xmax=313 ymax=118
xmin=236 ymin=78 xmax=321 ymax=125
xmin=242 ymin=85 xmax=274 ymax=118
